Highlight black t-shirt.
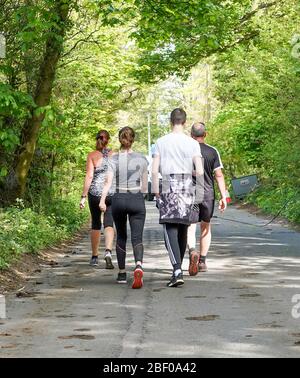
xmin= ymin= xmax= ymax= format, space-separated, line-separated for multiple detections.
xmin=196 ymin=143 xmax=223 ymax=201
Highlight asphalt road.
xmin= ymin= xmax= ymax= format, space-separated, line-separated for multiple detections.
xmin=1 ymin=203 xmax=300 ymax=358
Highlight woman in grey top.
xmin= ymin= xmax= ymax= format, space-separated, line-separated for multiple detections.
xmin=80 ymin=130 xmax=115 ymax=269
xmin=100 ymin=127 xmax=148 ymax=289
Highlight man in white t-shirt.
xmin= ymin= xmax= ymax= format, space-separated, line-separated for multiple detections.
xmin=152 ymin=108 xmax=204 ymax=287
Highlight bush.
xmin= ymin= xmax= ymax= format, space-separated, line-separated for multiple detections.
xmin=248 ymin=186 xmax=300 ymax=224
xmin=0 ymin=197 xmax=88 ymax=270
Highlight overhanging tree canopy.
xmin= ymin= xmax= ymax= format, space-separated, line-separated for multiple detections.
xmin=99 ymin=0 xmax=282 ymax=82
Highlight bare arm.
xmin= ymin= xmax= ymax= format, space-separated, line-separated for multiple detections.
xmin=151 ymin=155 xmax=160 ymax=197
xmin=99 ymin=172 xmax=114 ymax=211
xmin=193 ymin=155 xmax=204 ymax=203
xmin=215 ymin=168 xmax=227 ymax=212
xmin=80 ymin=154 xmax=94 ymax=209
xmin=193 ymin=155 xmax=204 ymax=177
xmin=141 ymin=169 xmax=148 ymax=194
xmin=215 ymin=169 xmax=226 ymax=199
xmin=82 ymin=154 xmax=94 ymax=197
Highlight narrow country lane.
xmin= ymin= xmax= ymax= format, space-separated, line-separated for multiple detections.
xmin=1 ymin=204 xmax=300 ymax=358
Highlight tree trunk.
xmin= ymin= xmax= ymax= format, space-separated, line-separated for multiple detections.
xmin=49 ymin=152 xmax=56 ymax=190
xmin=4 ymin=1 xmax=70 ymax=203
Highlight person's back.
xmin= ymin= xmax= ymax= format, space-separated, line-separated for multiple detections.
xmin=100 ymin=127 xmax=148 ymax=290
xmin=110 ymin=151 xmax=148 ymax=194
xmin=89 ymin=148 xmax=111 ymax=197
xmin=198 ymin=143 xmax=223 ymax=201
xmin=80 ymin=130 xmax=115 ymax=270
xmin=187 ymin=122 xmax=227 ymax=276
xmin=152 ymin=108 xmax=203 ymax=288
xmin=155 ymin=133 xmax=200 ymax=176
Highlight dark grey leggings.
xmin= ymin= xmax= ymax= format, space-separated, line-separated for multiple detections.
xmin=163 ymin=223 xmax=189 ymax=272
xmin=112 ymin=193 xmax=146 ymax=270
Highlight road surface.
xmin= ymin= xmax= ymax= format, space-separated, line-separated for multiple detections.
xmin=1 ymin=204 xmax=300 ymax=358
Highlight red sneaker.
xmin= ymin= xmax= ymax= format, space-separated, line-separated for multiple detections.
xmin=132 ymin=266 xmax=144 ymax=289
xmin=189 ymin=250 xmax=200 ymax=277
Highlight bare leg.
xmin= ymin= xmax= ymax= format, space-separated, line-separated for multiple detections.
xmin=188 ymin=223 xmax=200 ymax=277
xmin=103 ymin=226 xmax=115 ymax=269
xmin=187 ymin=223 xmax=197 ymax=251
xmin=91 ymin=230 xmax=101 ymax=257
xmin=104 ymin=226 xmax=114 ymax=252
xmin=200 ymin=222 xmax=212 ymax=257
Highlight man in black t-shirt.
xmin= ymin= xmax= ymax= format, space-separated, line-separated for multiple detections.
xmin=188 ymin=122 xmax=227 ymax=276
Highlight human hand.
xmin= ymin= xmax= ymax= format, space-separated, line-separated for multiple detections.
xmin=219 ymin=198 xmax=227 ymax=213
xmin=80 ymin=197 xmax=86 ymax=210
xmin=99 ymin=201 xmax=107 ymax=212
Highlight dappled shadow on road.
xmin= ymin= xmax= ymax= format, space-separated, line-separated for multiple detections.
xmin=1 ymin=204 xmax=300 ymax=357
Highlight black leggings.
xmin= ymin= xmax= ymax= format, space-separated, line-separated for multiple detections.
xmin=112 ymin=193 xmax=146 ymax=270
xmin=88 ymin=194 xmax=113 ymax=230
xmin=163 ymin=223 xmax=189 ymax=272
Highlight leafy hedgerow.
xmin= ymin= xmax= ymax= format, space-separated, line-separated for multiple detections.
xmin=0 ymin=197 xmax=88 ymax=270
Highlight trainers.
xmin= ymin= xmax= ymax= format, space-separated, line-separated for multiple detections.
xmin=90 ymin=256 xmax=99 ymax=266
xmin=199 ymin=261 xmax=208 ymax=273
xmin=167 ymin=273 xmax=184 ymax=288
xmin=104 ymin=254 xmax=114 ymax=270
xmin=189 ymin=250 xmax=200 ymax=277
xmin=132 ymin=265 xmax=144 ymax=289
xmin=117 ymin=272 xmax=127 ymax=284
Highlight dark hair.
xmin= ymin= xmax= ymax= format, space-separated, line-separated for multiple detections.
xmin=170 ymin=108 xmax=187 ymax=125
xmin=191 ymin=122 xmax=206 ymax=138
xmin=96 ymin=130 xmax=110 ymax=151
xmin=119 ymin=127 xmax=135 ymax=149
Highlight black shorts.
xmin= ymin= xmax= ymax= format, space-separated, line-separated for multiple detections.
xmin=198 ymin=200 xmax=215 ymax=223
xmin=88 ymin=193 xmax=114 ymax=231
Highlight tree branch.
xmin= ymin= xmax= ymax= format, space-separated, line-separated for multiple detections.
xmin=62 ymin=30 xmax=101 ymax=58
xmin=58 ymin=55 xmax=94 ymax=68
xmin=122 ymin=88 xmax=140 ymax=103
xmin=219 ymin=31 xmax=261 ymax=53
xmin=240 ymin=1 xmax=282 ymax=24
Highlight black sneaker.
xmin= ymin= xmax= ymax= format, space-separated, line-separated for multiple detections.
xmin=90 ymin=256 xmax=99 ymax=266
xmin=117 ymin=272 xmax=127 ymax=284
xmin=105 ymin=254 xmax=114 ymax=270
xmin=167 ymin=273 xmax=184 ymax=288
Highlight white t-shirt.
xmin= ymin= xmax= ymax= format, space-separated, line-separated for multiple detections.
xmin=154 ymin=132 xmax=202 ymax=175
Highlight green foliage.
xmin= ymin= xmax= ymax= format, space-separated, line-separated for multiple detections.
xmin=0 ymin=84 xmax=34 ymax=158
xmin=0 ymin=1 xmax=146 ymax=268
xmin=1 ymin=0 xmax=300 ymax=273
xmin=209 ymin=0 xmax=300 ymax=222
xmin=0 ymin=196 xmax=88 ymax=270
xmin=249 ymin=186 xmax=300 ymax=224
xmin=99 ymin=0 xmax=260 ymax=82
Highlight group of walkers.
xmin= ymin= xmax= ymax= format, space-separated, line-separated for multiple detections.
xmin=80 ymin=108 xmax=227 ymax=289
